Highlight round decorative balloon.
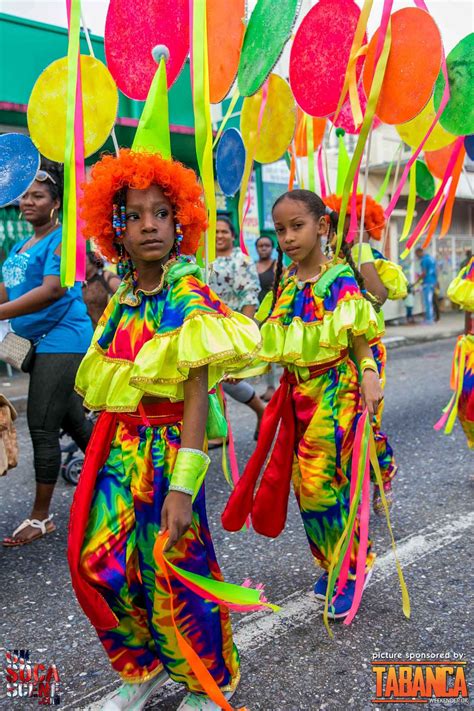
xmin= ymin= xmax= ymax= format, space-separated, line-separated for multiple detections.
xmin=415 ymin=160 xmax=435 ymax=201
xmin=0 ymin=134 xmax=40 ymax=208
xmin=27 ymin=56 xmax=118 ymax=162
xmin=395 ymin=98 xmax=456 ymax=152
xmin=208 ymin=0 xmax=245 ymax=103
xmin=105 ymin=0 xmax=189 ymax=100
xmin=433 ymin=33 xmax=474 ymax=137
xmin=289 ymin=0 xmax=365 ymax=118
xmin=238 ymin=0 xmax=300 ymax=97
xmin=240 ymin=74 xmax=296 ymax=164
xmin=465 ymin=135 xmax=474 ymax=162
xmin=216 ymin=128 xmax=246 ymax=197
xmin=424 ymin=142 xmax=458 ymax=180
xmin=363 ymin=8 xmax=442 ymax=125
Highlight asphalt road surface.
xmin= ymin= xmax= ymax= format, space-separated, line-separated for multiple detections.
xmin=0 ymin=338 xmax=472 ymax=711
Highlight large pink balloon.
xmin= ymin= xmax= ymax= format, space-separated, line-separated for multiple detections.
xmin=289 ymin=0 xmax=364 ymax=118
xmin=105 ymin=0 xmax=189 ymax=101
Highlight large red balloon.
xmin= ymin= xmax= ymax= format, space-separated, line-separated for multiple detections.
xmin=105 ymin=0 xmax=189 ymax=101
xmin=289 ymin=0 xmax=364 ymax=118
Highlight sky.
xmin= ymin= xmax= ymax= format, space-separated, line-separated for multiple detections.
xmin=1 ymin=0 xmax=473 ymax=55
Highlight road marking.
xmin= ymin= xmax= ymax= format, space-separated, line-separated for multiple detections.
xmin=72 ymin=510 xmax=474 ymax=710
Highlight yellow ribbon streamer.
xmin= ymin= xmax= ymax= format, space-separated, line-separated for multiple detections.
xmin=333 ymin=0 xmax=373 ymax=128
xmin=369 ymin=434 xmax=411 ymax=620
xmin=399 ymin=160 xmax=417 ymax=242
xmin=192 ymin=0 xmax=217 ymax=265
xmin=62 ymin=0 xmax=82 ymax=287
xmin=445 ymin=337 xmax=467 ymax=434
xmin=212 ymin=89 xmax=240 ymax=149
xmin=334 ymin=20 xmax=392 ymax=260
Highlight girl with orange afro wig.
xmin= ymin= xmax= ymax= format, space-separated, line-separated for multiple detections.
xmin=68 ymin=150 xmax=263 ymax=710
xmin=324 ymin=192 xmax=409 ymax=514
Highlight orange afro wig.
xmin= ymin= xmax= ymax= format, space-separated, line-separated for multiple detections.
xmin=324 ymin=193 xmax=386 ymax=241
xmin=81 ymin=149 xmax=207 ymax=261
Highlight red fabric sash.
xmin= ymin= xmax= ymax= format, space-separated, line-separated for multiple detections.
xmin=67 ymin=402 xmax=184 ymax=630
xmin=221 ymin=356 xmax=346 ymax=538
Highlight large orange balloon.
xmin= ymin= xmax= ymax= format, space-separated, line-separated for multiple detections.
xmin=425 ymin=143 xmax=457 ymax=180
xmin=208 ymin=0 xmax=245 ymax=103
xmin=363 ymin=8 xmax=442 ymax=125
xmin=294 ymin=109 xmax=326 ymax=157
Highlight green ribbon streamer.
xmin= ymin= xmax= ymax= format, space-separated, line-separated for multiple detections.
xmin=61 ymin=0 xmax=82 ymax=287
xmin=132 ymin=57 xmax=171 ymax=159
xmin=336 ymin=132 xmax=351 ymax=197
xmin=334 ymin=21 xmax=392 ymax=260
xmin=192 ymin=0 xmax=217 ymax=265
xmin=399 ymin=160 xmax=417 ymax=242
xmin=374 ymin=146 xmax=401 ymax=203
xmin=306 ymin=114 xmax=315 ymax=192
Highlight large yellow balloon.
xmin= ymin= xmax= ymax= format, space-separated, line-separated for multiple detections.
xmin=28 ymin=56 xmax=118 ymax=162
xmin=396 ymin=98 xmax=456 ymax=152
xmin=241 ymin=74 xmax=296 ymax=164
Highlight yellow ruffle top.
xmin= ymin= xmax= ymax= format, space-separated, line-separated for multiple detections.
xmin=75 ymin=260 xmax=262 ymax=411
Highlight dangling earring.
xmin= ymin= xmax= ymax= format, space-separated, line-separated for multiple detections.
xmin=50 ymin=208 xmax=59 ymax=226
xmin=174 ymin=222 xmax=184 ymax=259
xmin=115 ymin=242 xmax=127 ymax=279
xmin=112 ymin=203 xmax=126 ymax=240
xmin=18 ymin=211 xmax=22 ymax=221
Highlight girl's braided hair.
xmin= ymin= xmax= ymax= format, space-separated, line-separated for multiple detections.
xmin=268 ymin=189 xmax=380 ymax=316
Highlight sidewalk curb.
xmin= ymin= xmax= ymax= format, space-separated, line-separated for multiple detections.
xmin=384 ymin=329 xmax=460 ymax=350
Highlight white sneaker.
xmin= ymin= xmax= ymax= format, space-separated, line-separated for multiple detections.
xmin=101 ymin=670 xmax=168 ymax=711
xmin=176 ymin=689 xmax=235 ymax=710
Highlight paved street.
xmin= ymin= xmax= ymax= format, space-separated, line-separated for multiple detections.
xmin=0 ymin=337 xmax=472 ymax=711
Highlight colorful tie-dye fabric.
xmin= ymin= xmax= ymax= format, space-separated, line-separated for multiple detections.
xmin=75 ymin=258 xmax=261 ymax=411
xmin=79 ymin=416 xmax=240 ymax=690
xmin=291 ymin=359 xmax=376 ymax=578
xmin=256 ymin=263 xmax=381 ymax=576
xmin=366 ymin=339 xmax=397 ymax=485
xmin=456 ymin=334 xmax=474 ymax=449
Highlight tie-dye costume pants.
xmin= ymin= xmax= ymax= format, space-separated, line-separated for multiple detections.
xmin=290 ymin=359 xmax=376 ymax=579
xmin=455 ymin=334 xmax=474 ymax=448
xmin=78 ymin=410 xmax=239 ymax=691
xmin=369 ymin=339 xmax=397 ymax=484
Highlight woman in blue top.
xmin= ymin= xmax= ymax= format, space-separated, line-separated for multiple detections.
xmin=1 ymin=162 xmax=94 ymax=546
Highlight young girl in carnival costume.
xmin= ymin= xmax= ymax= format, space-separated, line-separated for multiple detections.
xmin=324 ymin=194 xmax=408 ymax=513
xmin=68 ymin=150 xmax=273 ymax=711
xmin=435 ymin=256 xmax=474 ymax=452
xmin=223 ymin=189 xmax=394 ymax=623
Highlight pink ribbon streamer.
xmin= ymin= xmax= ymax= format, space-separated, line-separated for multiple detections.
xmin=317 ymin=146 xmax=327 ymax=198
xmin=404 ymin=137 xmax=463 ymax=252
xmin=346 ymin=162 xmax=362 ymax=244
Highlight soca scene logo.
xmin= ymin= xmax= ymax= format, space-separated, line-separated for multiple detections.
xmin=5 ymin=650 xmax=61 ymax=705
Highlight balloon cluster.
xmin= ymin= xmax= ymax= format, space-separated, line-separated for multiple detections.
xmin=1 ymin=0 xmax=472 ymax=263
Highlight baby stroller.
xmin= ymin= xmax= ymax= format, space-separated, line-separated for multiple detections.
xmin=60 ymin=411 xmax=96 ymax=485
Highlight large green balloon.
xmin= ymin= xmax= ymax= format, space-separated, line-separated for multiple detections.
xmin=237 ymin=0 xmax=300 ymax=97
xmin=433 ymin=33 xmax=474 ymax=136
xmin=415 ymin=160 xmax=435 ymax=201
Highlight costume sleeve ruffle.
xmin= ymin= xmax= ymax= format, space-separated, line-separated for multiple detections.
xmin=260 ymin=295 xmax=384 ymax=366
xmin=374 ymin=259 xmax=408 ymax=300
xmin=447 ymin=264 xmax=474 ymax=312
xmin=255 ymin=291 xmax=274 ymax=323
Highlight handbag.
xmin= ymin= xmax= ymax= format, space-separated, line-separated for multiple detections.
xmin=0 ymin=332 xmax=36 ymax=372
xmin=0 ymin=298 xmax=76 ymax=373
